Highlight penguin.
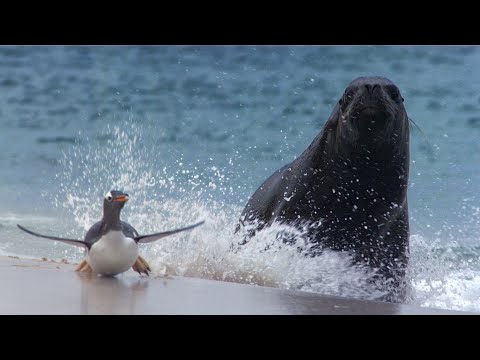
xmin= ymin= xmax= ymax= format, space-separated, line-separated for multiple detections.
xmin=17 ymin=190 xmax=204 ymax=277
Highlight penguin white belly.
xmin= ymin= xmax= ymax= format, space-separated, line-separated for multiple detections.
xmin=87 ymin=231 xmax=138 ymax=276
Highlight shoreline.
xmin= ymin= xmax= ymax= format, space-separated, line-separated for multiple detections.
xmin=0 ymin=255 xmax=474 ymax=315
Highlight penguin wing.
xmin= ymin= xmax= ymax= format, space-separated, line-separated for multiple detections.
xmin=135 ymin=220 xmax=205 ymax=244
xmin=17 ymin=224 xmax=89 ymax=249
xmin=121 ymin=221 xmax=140 ymax=239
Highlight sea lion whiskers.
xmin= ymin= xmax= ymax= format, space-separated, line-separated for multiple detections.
xmin=408 ymin=116 xmax=431 ymax=150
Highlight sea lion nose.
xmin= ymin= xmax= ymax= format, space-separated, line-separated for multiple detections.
xmin=364 ymin=84 xmax=379 ymax=94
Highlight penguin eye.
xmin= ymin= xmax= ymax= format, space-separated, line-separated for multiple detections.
xmin=106 ymin=195 xmax=113 ymax=202
xmin=105 ymin=192 xmax=113 ymax=202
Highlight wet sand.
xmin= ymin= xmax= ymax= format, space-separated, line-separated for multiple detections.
xmin=0 ymin=256 xmax=473 ymax=315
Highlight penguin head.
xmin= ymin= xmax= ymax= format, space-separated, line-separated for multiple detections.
xmin=103 ymin=190 xmax=129 ymax=214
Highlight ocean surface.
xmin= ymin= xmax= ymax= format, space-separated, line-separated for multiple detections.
xmin=1 ymin=45 xmax=479 ymax=312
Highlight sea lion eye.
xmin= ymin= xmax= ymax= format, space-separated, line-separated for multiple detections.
xmin=345 ymin=88 xmax=355 ymax=97
xmin=386 ymin=85 xmax=401 ymax=101
xmin=340 ymin=88 xmax=355 ymax=106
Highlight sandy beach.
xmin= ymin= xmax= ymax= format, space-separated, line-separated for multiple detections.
xmin=0 ymin=256 xmax=473 ymax=315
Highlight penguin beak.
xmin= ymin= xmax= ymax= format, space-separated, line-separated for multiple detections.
xmin=114 ymin=194 xmax=129 ymax=202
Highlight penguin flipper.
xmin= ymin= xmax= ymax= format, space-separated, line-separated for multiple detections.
xmin=17 ymin=224 xmax=89 ymax=248
xmin=134 ymin=220 xmax=205 ymax=244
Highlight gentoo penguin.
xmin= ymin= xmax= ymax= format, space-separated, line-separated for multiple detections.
xmin=17 ymin=190 xmax=204 ymax=277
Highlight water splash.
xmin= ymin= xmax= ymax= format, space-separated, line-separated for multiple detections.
xmin=147 ymin=214 xmax=387 ymax=301
xmin=409 ymin=234 xmax=480 ymax=312
xmin=41 ymin=120 xmax=480 ymax=312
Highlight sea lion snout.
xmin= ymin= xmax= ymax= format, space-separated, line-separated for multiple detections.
xmin=364 ymin=83 xmax=379 ymax=95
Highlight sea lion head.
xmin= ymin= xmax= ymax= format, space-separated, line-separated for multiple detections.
xmin=332 ymin=76 xmax=409 ymax=153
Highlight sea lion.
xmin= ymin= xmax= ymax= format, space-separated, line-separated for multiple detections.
xmin=236 ymin=76 xmax=411 ymax=302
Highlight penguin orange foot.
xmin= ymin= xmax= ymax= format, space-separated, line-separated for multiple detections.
xmin=132 ymin=255 xmax=152 ymax=276
xmin=75 ymin=259 xmax=93 ymax=272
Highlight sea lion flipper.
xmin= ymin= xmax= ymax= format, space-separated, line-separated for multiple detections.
xmin=17 ymin=224 xmax=89 ymax=248
xmin=134 ymin=220 xmax=205 ymax=244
